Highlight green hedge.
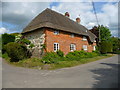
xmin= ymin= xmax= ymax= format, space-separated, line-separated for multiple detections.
xmin=41 ymin=50 xmax=99 ymax=64
xmin=4 ymin=42 xmax=30 ymax=62
xmin=56 ymin=50 xmax=64 ymax=57
xmin=65 ymin=50 xmax=98 ymax=61
xmin=2 ymin=33 xmax=15 ymax=45
xmin=41 ymin=52 xmax=61 ymax=64
xmin=100 ymin=41 xmax=113 ymax=54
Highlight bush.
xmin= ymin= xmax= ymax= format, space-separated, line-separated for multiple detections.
xmin=41 ymin=52 xmax=61 ymax=64
xmin=4 ymin=42 xmax=29 ymax=62
xmin=65 ymin=52 xmax=80 ymax=61
xmin=2 ymin=33 xmax=15 ymax=45
xmin=65 ymin=50 xmax=98 ymax=61
xmin=100 ymin=41 xmax=113 ymax=54
xmin=2 ymin=33 xmax=15 ymax=54
xmin=20 ymin=38 xmax=31 ymax=45
xmin=56 ymin=50 xmax=64 ymax=57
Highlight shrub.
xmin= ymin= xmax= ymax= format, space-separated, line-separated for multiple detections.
xmin=100 ymin=41 xmax=113 ymax=54
xmin=4 ymin=42 xmax=29 ymax=62
xmin=20 ymin=38 xmax=31 ymax=45
xmin=2 ymin=33 xmax=15 ymax=54
xmin=56 ymin=50 xmax=64 ymax=57
xmin=65 ymin=52 xmax=80 ymax=61
xmin=41 ymin=52 xmax=61 ymax=64
xmin=65 ymin=50 xmax=98 ymax=61
xmin=2 ymin=33 xmax=15 ymax=45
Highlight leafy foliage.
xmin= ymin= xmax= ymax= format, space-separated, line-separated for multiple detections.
xmin=19 ymin=38 xmax=31 ymax=45
xmin=41 ymin=52 xmax=61 ymax=64
xmin=4 ymin=42 xmax=30 ymax=62
xmin=56 ymin=50 xmax=64 ymax=57
xmin=100 ymin=41 xmax=113 ymax=54
xmin=2 ymin=33 xmax=15 ymax=46
xmin=110 ymin=37 xmax=120 ymax=54
xmin=65 ymin=50 xmax=98 ymax=61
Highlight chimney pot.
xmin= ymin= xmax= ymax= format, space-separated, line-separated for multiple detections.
xmin=65 ymin=12 xmax=70 ymax=17
xmin=76 ymin=17 xmax=81 ymax=24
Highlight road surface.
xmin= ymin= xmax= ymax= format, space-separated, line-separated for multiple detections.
xmin=2 ymin=55 xmax=119 ymax=88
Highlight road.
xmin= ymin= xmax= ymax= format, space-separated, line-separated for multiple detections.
xmin=2 ymin=55 xmax=119 ymax=88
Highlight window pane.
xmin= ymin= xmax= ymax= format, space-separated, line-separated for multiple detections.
xmin=70 ymin=44 xmax=76 ymax=51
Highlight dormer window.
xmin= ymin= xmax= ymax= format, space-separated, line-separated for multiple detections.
xmin=83 ymin=36 xmax=87 ymax=41
xmin=54 ymin=30 xmax=59 ymax=35
xmin=70 ymin=33 xmax=74 ymax=37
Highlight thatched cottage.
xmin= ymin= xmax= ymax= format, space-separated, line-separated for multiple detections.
xmin=22 ymin=8 xmax=96 ymax=57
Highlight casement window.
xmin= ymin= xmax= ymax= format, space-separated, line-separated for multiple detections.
xmin=70 ymin=44 xmax=76 ymax=51
xmin=54 ymin=43 xmax=59 ymax=52
xmin=93 ymin=46 xmax=96 ymax=51
xmin=54 ymin=30 xmax=59 ymax=35
xmin=70 ymin=33 xmax=74 ymax=37
xmin=83 ymin=36 xmax=87 ymax=41
xmin=83 ymin=45 xmax=87 ymax=51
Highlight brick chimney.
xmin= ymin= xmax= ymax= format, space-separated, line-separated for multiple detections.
xmin=65 ymin=12 xmax=70 ymax=17
xmin=76 ymin=17 xmax=80 ymax=24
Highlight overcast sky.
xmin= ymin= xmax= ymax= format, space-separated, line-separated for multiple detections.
xmin=0 ymin=0 xmax=119 ymax=37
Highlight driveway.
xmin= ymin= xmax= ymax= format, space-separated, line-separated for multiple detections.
xmin=2 ymin=55 xmax=119 ymax=88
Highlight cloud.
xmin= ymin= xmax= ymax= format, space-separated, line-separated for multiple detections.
xmin=1 ymin=2 xmax=118 ymax=37
xmin=0 ymin=27 xmax=8 ymax=34
xmin=2 ymin=0 xmax=119 ymax=2
xmin=50 ymin=2 xmax=118 ymax=36
xmin=1 ymin=2 xmax=50 ymax=33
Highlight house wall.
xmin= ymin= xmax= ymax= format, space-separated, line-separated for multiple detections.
xmin=23 ymin=29 xmax=45 ymax=57
xmin=45 ymin=28 xmax=96 ymax=55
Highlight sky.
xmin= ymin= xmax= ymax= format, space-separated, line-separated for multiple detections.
xmin=0 ymin=0 xmax=119 ymax=37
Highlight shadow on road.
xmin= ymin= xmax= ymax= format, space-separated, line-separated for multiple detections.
xmin=90 ymin=62 xmax=119 ymax=88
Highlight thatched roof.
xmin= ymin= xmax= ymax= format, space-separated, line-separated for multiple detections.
xmin=22 ymin=8 xmax=96 ymax=42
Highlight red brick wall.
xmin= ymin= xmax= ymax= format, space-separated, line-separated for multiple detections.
xmin=45 ymin=28 xmax=96 ymax=55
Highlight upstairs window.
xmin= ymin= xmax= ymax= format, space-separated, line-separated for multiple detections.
xmin=54 ymin=43 xmax=59 ymax=52
xmin=70 ymin=44 xmax=76 ymax=51
xmin=83 ymin=45 xmax=87 ymax=51
xmin=83 ymin=36 xmax=87 ymax=41
xmin=54 ymin=30 xmax=59 ymax=35
xmin=94 ymin=39 xmax=96 ymax=42
xmin=70 ymin=33 xmax=74 ymax=38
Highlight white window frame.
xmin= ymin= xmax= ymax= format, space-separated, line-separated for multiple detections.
xmin=54 ymin=43 xmax=59 ymax=52
xmin=70 ymin=33 xmax=74 ymax=38
xmin=93 ymin=46 xmax=96 ymax=51
xmin=83 ymin=36 xmax=87 ymax=41
xmin=54 ymin=30 xmax=59 ymax=35
xmin=83 ymin=45 xmax=87 ymax=51
xmin=70 ymin=44 xmax=76 ymax=51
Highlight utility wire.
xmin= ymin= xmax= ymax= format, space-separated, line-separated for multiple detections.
xmin=91 ymin=0 xmax=101 ymax=42
xmin=91 ymin=1 xmax=99 ymax=25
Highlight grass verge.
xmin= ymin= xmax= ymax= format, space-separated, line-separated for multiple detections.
xmin=50 ymin=54 xmax=115 ymax=70
xmin=2 ymin=53 xmax=115 ymax=70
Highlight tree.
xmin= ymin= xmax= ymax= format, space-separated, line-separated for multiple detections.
xmin=90 ymin=25 xmax=112 ymax=42
xmin=90 ymin=25 xmax=112 ymax=54
xmin=99 ymin=25 xmax=111 ymax=41
xmin=2 ymin=33 xmax=15 ymax=46
xmin=110 ymin=37 xmax=120 ymax=54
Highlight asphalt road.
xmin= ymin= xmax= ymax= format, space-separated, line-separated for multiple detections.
xmin=2 ymin=55 xmax=119 ymax=88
